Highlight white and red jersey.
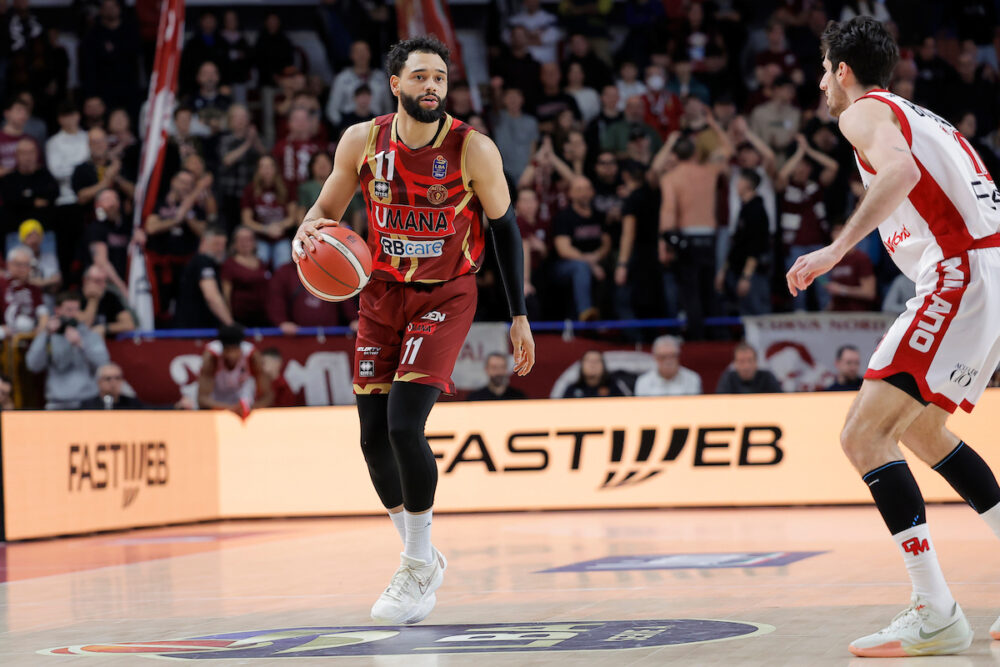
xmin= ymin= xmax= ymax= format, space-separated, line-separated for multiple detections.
xmin=206 ymin=340 xmax=257 ymax=405
xmin=852 ymin=90 xmax=1000 ymax=282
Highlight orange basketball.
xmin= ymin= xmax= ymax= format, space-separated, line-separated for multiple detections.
xmin=296 ymin=226 xmax=372 ymax=302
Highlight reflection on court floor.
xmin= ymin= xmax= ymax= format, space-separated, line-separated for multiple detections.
xmin=4 ymin=506 xmax=1000 ymax=665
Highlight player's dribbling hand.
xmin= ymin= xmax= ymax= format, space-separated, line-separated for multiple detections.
xmin=292 ymin=218 xmax=339 ymax=261
xmin=786 ymin=245 xmax=843 ymax=297
xmin=510 ymin=316 xmax=535 ymax=376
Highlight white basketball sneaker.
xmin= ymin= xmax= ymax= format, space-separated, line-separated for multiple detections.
xmin=370 ymin=547 xmax=447 ymax=625
xmin=849 ymin=595 xmax=973 ymax=657
xmin=990 ymin=615 xmax=1000 ymax=640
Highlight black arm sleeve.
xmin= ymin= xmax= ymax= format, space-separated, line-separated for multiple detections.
xmin=488 ymin=204 xmax=528 ymax=318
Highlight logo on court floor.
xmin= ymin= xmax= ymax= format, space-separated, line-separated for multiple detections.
xmin=541 ymin=551 xmax=825 ymax=573
xmin=39 ymin=619 xmax=774 ymax=659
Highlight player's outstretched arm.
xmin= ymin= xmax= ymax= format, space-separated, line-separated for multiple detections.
xmin=786 ymin=99 xmax=919 ymax=296
xmin=467 ymin=133 xmax=535 ymax=376
xmin=293 ymin=122 xmax=369 ymax=260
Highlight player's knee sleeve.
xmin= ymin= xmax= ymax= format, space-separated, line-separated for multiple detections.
xmin=357 ymin=394 xmax=403 ymax=509
xmin=386 ymin=382 xmax=441 ymax=512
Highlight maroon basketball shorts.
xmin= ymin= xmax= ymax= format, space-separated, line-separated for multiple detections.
xmin=353 ymin=274 xmax=477 ymax=395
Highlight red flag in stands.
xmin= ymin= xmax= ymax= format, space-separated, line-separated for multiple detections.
xmin=129 ymin=0 xmax=184 ymax=330
xmin=395 ymin=0 xmax=466 ymax=80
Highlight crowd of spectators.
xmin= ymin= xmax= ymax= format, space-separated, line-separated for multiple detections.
xmin=1 ymin=0 xmax=1000 ymax=407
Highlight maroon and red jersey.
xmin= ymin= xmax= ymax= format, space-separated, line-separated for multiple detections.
xmin=357 ymin=113 xmax=485 ymax=283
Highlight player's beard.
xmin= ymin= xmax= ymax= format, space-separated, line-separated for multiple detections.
xmin=826 ymin=78 xmax=850 ymax=117
xmin=399 ymin=90 xmax=446 ymax=123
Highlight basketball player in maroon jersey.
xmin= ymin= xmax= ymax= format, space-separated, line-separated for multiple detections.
xmin=788 ymin=17 xmax=1000 ymax=656
xmin=293 ymin=36 xmax=534 ymax=624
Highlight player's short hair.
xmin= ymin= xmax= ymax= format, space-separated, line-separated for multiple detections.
xmin=673 ymin=137 xmax=696 ymax=161
xmin=386 ymin=35 xmax=451 ymax=78
xmin=738 ymin=168 xmax=762 ymax=191
xmin=821 ymin=16 xmax=899 ymax=89
xmin=218 ymin=324 xmax=245 ymax=347
xmin=836 ymin=344 xmax=859 ymax=361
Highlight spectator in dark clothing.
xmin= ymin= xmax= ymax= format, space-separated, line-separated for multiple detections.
xmin=266 ymin=261 xmax=358 ymax=334
xmin=491 ymin=26 xmax=542 ymax=110
xmin=338 ymin=84 xmax=377 ymax=136
xmin=260 ymin=347 xmax=298 ymax=407
xmin=253 ymin=13 xmax=295 ymax=87
xmin=944 ymin=51 xmax=997 ymax=134
xmin=217 ymin=104 xmax=264 ymax=230
xmin=0 ymin=137 xmax=57 ymax=229
xmin=716 ymin=343 xmax=783 ymax=394
xmin=0 ymin=97 xmax=40 ymax=177
xmin=174 ymin=227 xmax=233 ymax=328
xmin=913 ymin=37 xmax=954 ymax=110
xmin=616 ymin=160 xmax=665 ymax=318
xmin=534 ymin=62 xmax=580 ymax=132
xmin=80 ymin=363 xmax=144 ymax=409
xmin=145 ymin=169 xmax=210 ymax=324
xmin=552 ymin=176 xmax=611 ymax=320
xmin=716 ymin=168 xmax=771 ymax=315
xmin=562 ymin=32 xmax=613 ymax=91
xmin=79 ymin=0 xmax=140 ymax=114
xmin=467 ymin=352 xmax=527 ymax=401
xmin=219 ymin=10 xmax=252 ymax=101
xmin=72 ymin=127 xmax=134 ymax=207
xmin=585 ymin=85 xmax=622 ymax=156
xmin=79 ymin=264 xmax=134 ymax=338
xmin=517 ymin=188 xmax=549 ymax=319
xmin=221 ymin=226 xmax=271 ymax=327
xmin=188 ymin=60 xmax=232 ymax=133
xmin=562 ymin=350 xmax=632 ymax=398
xmin=825 ymin=345 xmax=863 ymax=391
xmin=181 ymin=12 xmax=226 ymax=93
xmin=79 ymin=362 xmax=195 ymax=409
xmin=87 ymin=188 xmax=133 ymax=296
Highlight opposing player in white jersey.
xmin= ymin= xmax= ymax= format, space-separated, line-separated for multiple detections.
xmin=787 ymin=17 xmax=1000 ymax=657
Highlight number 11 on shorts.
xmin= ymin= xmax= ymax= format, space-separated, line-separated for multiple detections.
xmin=402 ymin=337 xmax=423 ymax=365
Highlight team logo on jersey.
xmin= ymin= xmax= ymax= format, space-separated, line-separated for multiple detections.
xmin=426 ymin=183 xmax=449 ymax=205
xmin=884 ymin=225 xmax=910 ymax=254
xmin=432 ymin=155 xmax=448 ymax=179
xmin=370 ymin=179 xmax=391 ymax=203
xmin=359 ymin=360 xmax=375 ymax=378
xmin=950 ymin=363 xmax=978 ymax=387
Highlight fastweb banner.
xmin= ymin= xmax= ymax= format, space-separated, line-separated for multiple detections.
xmin=5 ymin=391 xmax=999 ymax=539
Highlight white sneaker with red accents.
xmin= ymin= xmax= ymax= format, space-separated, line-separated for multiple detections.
xmin=370 ymin=547 xmax=446 ymax=625
xmin=990 ymin=615 xmax=1000 ymax=640
xmin=849 ymin=595 xmax=973 ymax=657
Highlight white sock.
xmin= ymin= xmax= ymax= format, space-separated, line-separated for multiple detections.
xmin=978 ymin=501 xmax=1000 ymax=540
xmin=893 ymin=524 xmax=955 ymax=615
xmin=389 ymin=510 xmax=406 ymax=544
xmin=403 ymin=509 xmax=433 ymax=563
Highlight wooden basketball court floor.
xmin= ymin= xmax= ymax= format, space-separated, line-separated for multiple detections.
xmin=3 ymin=505 xmax=1000 ymax=665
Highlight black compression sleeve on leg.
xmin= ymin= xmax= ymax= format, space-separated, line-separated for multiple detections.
xmin=862 ymin=460 xmax=926 ymax=534
xmin=932 ymin=441 xmax=1000 ymax=512
xmin=488 ymin=204 xmax=528 ymax=318
xmin=357 ymin=394 xmax=403 ymax=509
xmin=386 ymin=382 xmax=441 ymax=513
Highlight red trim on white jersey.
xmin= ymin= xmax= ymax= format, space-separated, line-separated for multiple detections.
xmin=909 ymin=156 xmax=977 ymax=258
xmin=863 ymin=253 xmax=971 ymax=413
xmin=860 ymin=90 xmax=912 ymax=146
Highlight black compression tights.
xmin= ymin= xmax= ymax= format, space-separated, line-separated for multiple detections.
xmin=356 ymin=382 xmax=441 ymax=513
